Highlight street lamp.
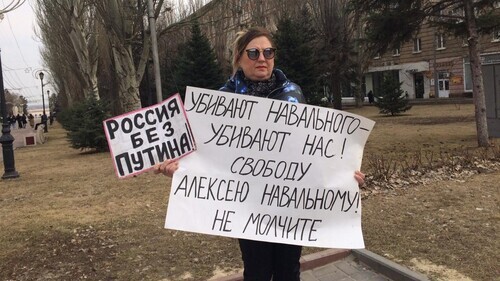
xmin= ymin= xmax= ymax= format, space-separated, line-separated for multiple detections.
xmin=38 ymin=72 xmax=48 ymax=132
xmin=47 ymin=90 xmax=50 ymax=115
xmin=47 ymin=90 xmax=51 ymax=126
xmin=0 ymin=49 xmax=19 ymax=179
xmin=39 ymin=72 xmax=45 ymax=114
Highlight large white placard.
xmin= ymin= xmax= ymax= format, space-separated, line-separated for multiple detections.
xmin=165 ymin=87 xmax=375 ymax=248
xmin=103 ymin=94 xmax=195 ymax=179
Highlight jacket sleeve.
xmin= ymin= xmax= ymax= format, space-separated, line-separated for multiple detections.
xmin=218 ymin=84 xmax=231 ymax=92
xmin=219 ymin=75 xmax=236 ymax=93
xmin=271 ymin=82 xmax=307 ymax=104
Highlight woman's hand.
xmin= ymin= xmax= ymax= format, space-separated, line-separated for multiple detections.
xmin=354 ymin=171 xmax=365 ymax=187
xmin=153 ymin=159 xmax=179 ymax=177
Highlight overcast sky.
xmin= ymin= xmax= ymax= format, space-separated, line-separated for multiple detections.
xmin=1 ymin=0 xmax=49 ymax=107
xmin=1 ymin=0 xmax=206 ymax=109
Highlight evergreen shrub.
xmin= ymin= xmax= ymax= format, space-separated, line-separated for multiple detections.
xmin=58 ymin=97 xmax=111 ymax=151
xmin=375 ymin=75 xmax=412 ymax=115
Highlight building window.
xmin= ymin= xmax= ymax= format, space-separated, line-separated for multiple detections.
xmin=464 ymin=59 xmax=472 ymax=92
xmin=436 ymin=33 xmax=446 ymax=50
xmin=493 ymin=30 xmax=500 ymax=42
xmin=392 ymin=45 xmax=400 ymax=56
xmin=374 ymin=53 xmax=381 ymax=59
xmin=413 ymin=38 xmax=422 ymax=53
xmin=449 ymin=8 xmax=464 ymax=23
xmin=494 ymin=1 xmax=500 ymax=8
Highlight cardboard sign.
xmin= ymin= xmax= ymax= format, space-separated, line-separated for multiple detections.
xmin=103 ymin=94 xmax=195 ymax=178
xmin=165 ymin=87 xmax=375 ymax=248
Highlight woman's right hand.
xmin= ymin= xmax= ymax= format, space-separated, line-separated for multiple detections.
xmin=153 ymin=159 xmax=179 ymax=177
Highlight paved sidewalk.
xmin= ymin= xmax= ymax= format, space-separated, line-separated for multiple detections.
xmin=301 ymin=254 xmax=389 ymax=281
xmin=212 ymin=249 xmax=429 ymax=281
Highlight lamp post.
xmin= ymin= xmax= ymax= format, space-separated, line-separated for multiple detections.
xmin=47 ymin=90 xmax=52 ymax=126
xmin=38 ymin=72 xmax=48 ymax=132
xmin=47 ymin=89 xmax=50 ymax=115
xmin=0 ymin=49 xmax=20 ymax=179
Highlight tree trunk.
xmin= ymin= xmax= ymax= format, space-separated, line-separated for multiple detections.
xmin=354 ymin=73 xmax=364 ymax=107
xmin=63 ymin=83 xmax=74 ymax=108
xmin=111 ymin=44 xmax=141 ymax=113
xmin=331 ymin=75 xmax=342 ymax=110
xmin=94 ymin=0 xmax=164 ymax=114
xmin=464 ymin=0 xmax=489 ymax=147
xmin=68 ymin=22 xmax=99 ymax=99
xmin=36 ymin=0 xmax=99 ymax=105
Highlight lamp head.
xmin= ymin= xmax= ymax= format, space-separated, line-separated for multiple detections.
xmin=39 ymin=72 xmax=44 ymax=80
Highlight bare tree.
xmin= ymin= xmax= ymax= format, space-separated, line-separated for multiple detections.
xmin=65 ymin=1 xmax=99 ymax=99
xmin=271 ymin=0 xmax=304 ymax=20
xmin=0 ymin=0 xmax=25 ymax=18
xmin=36 ymin=0 xmax=99 ymax=104
xmin=93 ymin=0 xmax=163 ymax=113
xmin=3 ymin=89 xmax=19 ymax=115
xmin=463 ymin=0 xmax=488 ymax=147
xmin=350 ymin=23 xmax=377 ymax=107
xmin=40 ymin=46 xmax=84 ymax=108
xmin=308 ymin=0 xmax=355 ymax=110
xmin=157 ymin=0 xmax=230 ymax=88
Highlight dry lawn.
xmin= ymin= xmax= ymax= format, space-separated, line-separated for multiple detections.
xmin=0 ymin=103 xmax=498 ymax=281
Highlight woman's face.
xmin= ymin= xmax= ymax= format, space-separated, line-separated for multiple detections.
xmin=238 ymin=36 xmax=274 ymax=81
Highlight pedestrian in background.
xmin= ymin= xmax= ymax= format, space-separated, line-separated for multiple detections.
xmin=9 ymin=114 xmax=16 ymax=129
xmin=16 ymin=114 xmax=23 ymax=128
xmin=367 ymin=90 xmax=374 ymax=104
xmin=22 ymin=114 xmax=27 ymax=128
xmin=28 ymin=113 xmax=35 ymax=128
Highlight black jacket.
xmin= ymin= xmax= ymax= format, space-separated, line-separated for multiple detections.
xmin=219 ymin=69 xmax=306 ymax=104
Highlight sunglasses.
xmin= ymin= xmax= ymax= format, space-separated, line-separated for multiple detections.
xmin=245 ymin=48 xmax=276 ymax=60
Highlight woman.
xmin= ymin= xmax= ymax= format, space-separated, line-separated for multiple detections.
xmin=156 ymin=27 xmax=365 ymax=281
xmin=218 ymin=27 xmax=305 ymax=105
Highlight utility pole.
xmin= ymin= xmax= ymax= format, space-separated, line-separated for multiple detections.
xmin=147 ymin=0 xmax=162 ymax=104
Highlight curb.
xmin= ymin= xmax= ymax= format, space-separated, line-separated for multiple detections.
xmin=352 ymin=249 xmax=430 ymax=281
xmin=210 ymin=249 xmax=351 ymax=281
xmin=210 ymin=248 xmax=430 ymax=281
xmin=300 ymin=248 xmax=351 ymax=271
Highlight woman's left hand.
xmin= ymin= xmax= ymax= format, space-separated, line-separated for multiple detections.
xmin=354 ymin=171 xmax=365 ymax=186
xmin=153 ymin=159 xmax=179 ymax=177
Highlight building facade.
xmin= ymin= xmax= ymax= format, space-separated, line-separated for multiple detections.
xmin=364 ymin=21 xmax=500 ymax=100
xmin=163 ymin=1 xmax=499 ymax=103
xmin=162 ymin=1 xmax=500 ymax=134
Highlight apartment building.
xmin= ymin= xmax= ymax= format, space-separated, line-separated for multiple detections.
xmin=162 ymin=1 xmax=500 ymax=134
xmin=364 ymin=21 xmax=500 ymax=100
